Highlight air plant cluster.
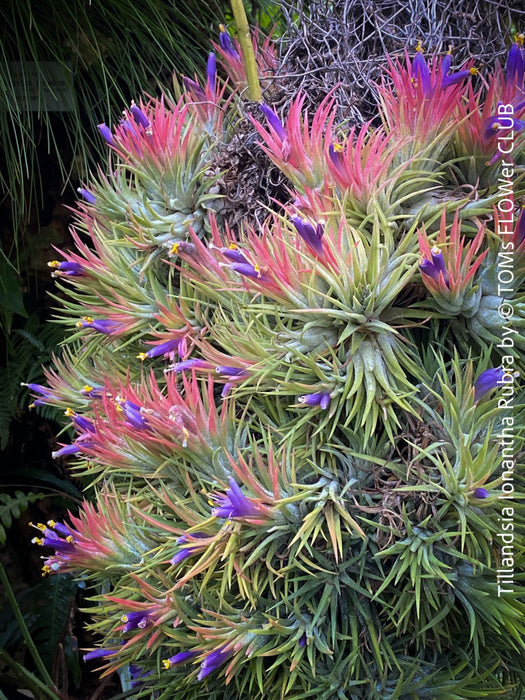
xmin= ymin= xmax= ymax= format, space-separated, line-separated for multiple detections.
xmin=28 ymin=22 xmax=525 ymax=700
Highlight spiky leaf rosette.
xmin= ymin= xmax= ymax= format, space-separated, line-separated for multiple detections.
xmin=165 ymin=208 xmax=424 ymax=440
xmin=29 ymin=26 xmax=525 ymax=700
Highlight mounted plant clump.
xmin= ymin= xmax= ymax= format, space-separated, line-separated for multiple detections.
xmin=28 ymin=17 xmax=525 ymax=700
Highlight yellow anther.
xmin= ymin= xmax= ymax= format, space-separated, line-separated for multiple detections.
xmin=229 ymin=243 xmax=238 ymax=250
xmin=469 ymin=67 xmax=479 ymax=75
xmin=516 ymin=33 xmax=524 ymax=47
xmin=66 ymin=535 xmax=74 ymax=543
xmin=137 ymin=352 xmax=148 ymax=361
xmin=65 ymin=407 xmax=75 ymax=417
xmin=83 ymin=385 xmax=94 ymax=393
xmin=32 ymin=537 xmax=44 ymax=546
xmin=36 ymin=522 xmax=47 ymax=531
xmin=162 ymin=659 xmax=171 ymax=670
xmin=47 ymin=260 xmax=60 ymax=268
xmin=47 ymin=520 xmax=56 ymax=527
xmin=42 ymin=565 xmax=52 ymax=576
xmin=219 ymin=24 xmax=226 ymax=32
xmin=121 ymin=615 xmax=129 ymax=622
xmin=416 ymin=40 xmax=423 ymax=52
xmin=170 ymin=242 xmax=179 ymax=255
xmin=83 ymin=316 xmax=94 ymax=324
xmin=332 ymin=142 xmax=344 ymax=152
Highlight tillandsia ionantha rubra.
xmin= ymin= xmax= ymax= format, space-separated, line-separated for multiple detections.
xmin=29 ymin=17 xmax=525 ymax=700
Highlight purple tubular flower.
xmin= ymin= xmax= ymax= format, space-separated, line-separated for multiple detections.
xmin=291 ymin=216 xmax=324 ymax=255
xmin=83 ymin=648 xmax=117 ymax=662
xmin=48 ymin=521 xmax=73 ymax=538
xmin=298 ymin=392 xmax=331 ymax=409
xmin=120 ymin=611 xmax=152 ymax=633
xmin=328 ymin=143 xmax=344 ymax=172
xmin=430 ymin=247 xmax=446 ymax=275
xmin=215 ymin=366 xmax=247 ymax=377
xmin=42 ymin=532 xmax=75 ymax=553
xmin=213 ymin=478 xmax=262 ymax=519
xmin=117 ymin=400 xmax=149 ymax=431
xmin=130 ymin=103 xmax=150 ymax=129
xmin=419 ymin=249 xmax=450 ymax=287
xmin=197 ymin=646 xmax=233 ymax=680
xmin=81 ymin=384 xmax=103 ymax=398
xmin=441 ymin=68 xmax=472 ymax=89
xmin=506 ymin=39 xmax=525 ymax=88
xmin=183 ymin=77 xmax=206 ymax=101
xmin=162 ymin=650 xmax=199 ymax=670
xmin=440 ymin=53 xmax=453 ymax=79
xmin=219 ymin=25 xmax=240 ymax=59
xmin=419 ymin=259 xmax=440 ymax=281
xmin=259 ymin=103 xmax=287 ymax=141
xmin=23 ymin=382 xmax=55 ymax=399
xmin=219 ymin=246 xmax=250 ymax=264
xmin=412 ymin=47 xmax=432 ymax=96
xmin=48 ymin=259 xmax=85 ymax=276
xmin=52 ymin=443 xmax=83 ymax=459
xmin=473 ymin=487 xmax=490 ymax=499
xmin=474 ymin=367 xmax=505 ymax=401
xmin=77 ymin=187 xmax=96 ymax=204
xmin=72 ymin=414 xmax=96 ymax=434
xmin=231 ymin=262 xmax=265 ymax=280
xmin=221 ymin=382 xmax=234 ymax=398
xmin=170 ymin=533 xmax=207 ymax=565
xmin=207 ymin=52 xmax=216 ymax=96
xmin=138 ymin=338 xmax=179 ymax=360
xmin=119 ymin=119 xmax=138 ymax=140
xmin=169 ymin=358 xmax=211 ymax=372
xmin=77 ymin=318 xmax=123 ymax=335
xmin=97 ymin=123 xmax=115 ymax=146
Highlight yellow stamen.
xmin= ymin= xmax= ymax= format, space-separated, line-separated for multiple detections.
xmin=416 ymin=40 xmax=423 ymax=52
xmin=83 ymin=385 xmax=94 ymax=393
xmin=32 ymin=537 xmax=44 ymax=546
xmin=170 ymin=242 xmax=179 ymax=255
xmin=137 ymin=352 xmax=148 ymax=361
xmin=162 ymin=659 xmax=171 ymax=670
xmin=65 ymin=407 xmax=75 ymax=417
xmin=332 ymin=142 xmax=344 ymax=152
xmin=219 ymin=23 xmax=226 ymax=33
xmin=47 ymin=260 xmax=60 ymax=268
xmin=469 ymin=67 xmax=479 ymax=75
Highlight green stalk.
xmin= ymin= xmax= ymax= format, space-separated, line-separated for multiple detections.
xmin=229 ymin=0 xmax=262 ymax=101
xmin=0 ymin=562 xmax=58 ymax=693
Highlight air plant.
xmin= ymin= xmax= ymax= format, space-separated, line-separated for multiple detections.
xmin=29 ymin=19 xmax=525 ymax=700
